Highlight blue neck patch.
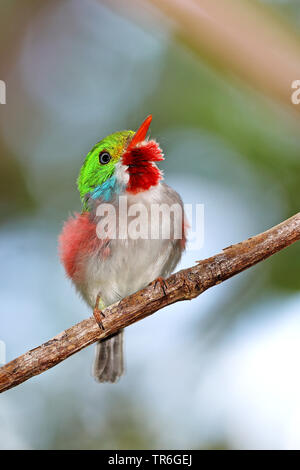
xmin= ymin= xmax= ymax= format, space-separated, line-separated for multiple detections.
xmin=91 ymin=175 xmax=122 ymax=202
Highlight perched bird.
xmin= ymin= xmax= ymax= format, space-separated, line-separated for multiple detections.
xmin=59 ymin=116 xmax=187 ymax=383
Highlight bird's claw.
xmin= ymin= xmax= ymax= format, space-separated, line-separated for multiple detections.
xmin=93 ymin=307 xmax=106 ymax=330
xmin=152 ymin=276 xmax=168 ymax=296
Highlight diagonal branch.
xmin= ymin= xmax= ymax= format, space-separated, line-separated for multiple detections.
xmin=1 ymin=213 xmax=299 ymax=393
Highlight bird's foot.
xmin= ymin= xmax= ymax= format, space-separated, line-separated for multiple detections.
xmin=152 ymin=276 xmax=168 ymax=296
xmin=93 ymin=295 xmax=106 ymax=330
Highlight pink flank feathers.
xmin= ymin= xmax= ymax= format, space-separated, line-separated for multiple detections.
xmin=58 ymin=212 xmax=109 ymax=281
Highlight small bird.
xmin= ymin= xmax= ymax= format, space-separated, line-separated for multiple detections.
xmin=59 ymin=115 xmax=187 ymax=383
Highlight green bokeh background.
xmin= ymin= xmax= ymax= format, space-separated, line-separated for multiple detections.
xmin=0 ymin=0 xmax=299 ymax=450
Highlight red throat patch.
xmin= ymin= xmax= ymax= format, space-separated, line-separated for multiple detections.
xmin=122 ymin=140 xmax=164 ymax=194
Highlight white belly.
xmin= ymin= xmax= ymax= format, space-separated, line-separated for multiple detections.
xmin=78 ymin=183 xmax=184 ymax=308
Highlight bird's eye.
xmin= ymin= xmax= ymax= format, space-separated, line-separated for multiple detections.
xmin=99 ymin=151 xmax=111 ymax=165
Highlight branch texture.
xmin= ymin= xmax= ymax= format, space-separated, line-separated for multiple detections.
xmin=1 ymin=213 xmax=299 ymax=393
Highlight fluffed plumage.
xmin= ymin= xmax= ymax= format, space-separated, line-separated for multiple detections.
xmin=59 ymin=116 xmax=187 ymax=383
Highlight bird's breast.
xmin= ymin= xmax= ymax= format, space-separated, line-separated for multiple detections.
xmin=63 ymin=183 xmax=186 ymax=308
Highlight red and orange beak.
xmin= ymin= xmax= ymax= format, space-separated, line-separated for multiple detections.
xmin=127 ymin=115 xmax=152 ymax=150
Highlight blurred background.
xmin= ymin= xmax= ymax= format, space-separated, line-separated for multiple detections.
xmin=1 ymin=0 xmax=300 ymax=450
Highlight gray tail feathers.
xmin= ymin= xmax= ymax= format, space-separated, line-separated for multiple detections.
xmin=92 ymin=330 xmax=124 ymax=383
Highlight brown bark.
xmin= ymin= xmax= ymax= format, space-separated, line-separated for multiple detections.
xmin=0 ymin=213 xmax=299 ymax=393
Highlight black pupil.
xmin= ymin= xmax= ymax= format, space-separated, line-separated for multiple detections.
xmin=99 ymin=152 xmax=111 ymax=164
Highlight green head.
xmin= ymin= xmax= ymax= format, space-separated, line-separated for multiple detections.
xmin=77 ymin=130 xmax=134 ymax=205
xmin=77 ymin=115 xmax=163 ymax=209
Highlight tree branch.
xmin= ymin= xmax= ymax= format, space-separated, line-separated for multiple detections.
xmin=1 ymin=213 xmax=299 ymax=393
